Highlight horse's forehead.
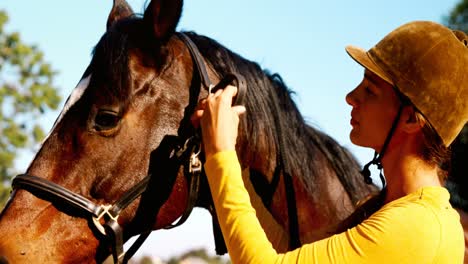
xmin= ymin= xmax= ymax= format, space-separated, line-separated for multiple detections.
xmin=44 ymin=74 xmax=91 ymax=140
xmin=26 ymin=74 xmax=91 ymax=170
xmin=57 ymin=75 xmax=91 ymax=122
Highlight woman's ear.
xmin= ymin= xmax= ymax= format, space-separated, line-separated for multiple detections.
xmin=401 ymin=105 xmax=424 ymax=134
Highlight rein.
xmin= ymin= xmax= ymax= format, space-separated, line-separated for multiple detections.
xmin=181 ymin=33 xmax=301 ymax=251
xmin=10 ymin=32 xmax=246 ymax=263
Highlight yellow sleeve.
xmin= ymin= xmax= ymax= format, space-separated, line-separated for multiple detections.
xmin=205 ymin=151 xmax=286 ymax=263
xmin=204 ymin=151 xmax=462 ymax=264
xmin=241 ymin=168 xmax=289 ymax=252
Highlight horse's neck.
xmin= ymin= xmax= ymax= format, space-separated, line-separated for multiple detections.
xmin=239 ymin=120 xmax=366 ymax=241
xmin=238 ymin=121 xmax=308 ymax=184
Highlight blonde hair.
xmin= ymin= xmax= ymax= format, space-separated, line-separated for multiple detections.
xmin=414 ymin=111 xmax=451 ymax=181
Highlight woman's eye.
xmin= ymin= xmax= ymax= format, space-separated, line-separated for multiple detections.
xmin=94 ymin=110 xmax=121 ymax=131
xmin=365 ymin=86 xmax=375 ymax=95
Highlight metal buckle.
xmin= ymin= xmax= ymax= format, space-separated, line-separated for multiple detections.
xmin=189 ymin=154 xmax=202 ymax=173
xmin=189 ymin=143 xmax=202 ymax=173
xmin=92 ymin=204 xmax=119 ymax=235
xmin=208 ymin=84 xmax=215 ymax=94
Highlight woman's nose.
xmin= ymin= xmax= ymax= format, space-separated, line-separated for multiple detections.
xmin=346 ymin=88 xmax=358 ymax=107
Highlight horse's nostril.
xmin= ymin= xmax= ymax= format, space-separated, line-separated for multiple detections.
xmin=0 ymin=256 xmax=9 ymax=264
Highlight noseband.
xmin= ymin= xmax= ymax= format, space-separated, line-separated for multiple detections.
xmin=11 ymin=32 xmax=246 ymax=264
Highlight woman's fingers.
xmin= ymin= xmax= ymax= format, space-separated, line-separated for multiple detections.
xmin=219 ymin=85 xmax=238 ymax=105
xmin=212 ymin=87 xmax=224 ymax=98
xmin=232 ymin=105 xmax=246 ymax=116
xmin=196 ymin=98 xmax=207 ymax=110
xmin=197 ymin=85 xmax=246 ymax=158
xmin=190 ymin=109 xmax=204 ymax=128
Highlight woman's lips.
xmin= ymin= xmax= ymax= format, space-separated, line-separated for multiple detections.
xmin=350 ymin=110 xmax=359 ymax=127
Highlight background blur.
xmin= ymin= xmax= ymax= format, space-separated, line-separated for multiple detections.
xmin=0 ymin=0 xmax=461 ymax=261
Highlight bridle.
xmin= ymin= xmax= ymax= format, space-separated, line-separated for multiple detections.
xmin=10 ymin=32 xmax=246 ymax=264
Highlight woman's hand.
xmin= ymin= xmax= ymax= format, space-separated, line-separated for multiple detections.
xmin=191 ymin=85 xmax=246 ymax=158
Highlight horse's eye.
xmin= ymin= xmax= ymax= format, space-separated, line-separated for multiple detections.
xmin=94 ymin=110 xmax=121 ymax=131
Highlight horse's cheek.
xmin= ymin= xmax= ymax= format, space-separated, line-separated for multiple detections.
xmin=155 ymin=173 xmax=189 ymax=228
xmin=0 ymin=194 xmax=99 ymax=263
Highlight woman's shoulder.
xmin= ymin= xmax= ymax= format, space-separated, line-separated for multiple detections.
xmin=379 ymin=187 xmax=457 ymax=220
xmin=361 ymin=187 xmax=459 ymax=239
xmin=367 ymin=186 xmax=462 ymax=247
xmin=382 ymin=186 xmax=451 ymax=211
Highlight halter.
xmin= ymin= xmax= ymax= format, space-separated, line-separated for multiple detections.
xmin=10 ymin=32 xmax=247 ymax=264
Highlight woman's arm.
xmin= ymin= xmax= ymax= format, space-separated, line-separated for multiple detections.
xmin=205 ymin=151 xmax=447 ymax=264
xmin=241 ymin=168 xmax=289 ymax=252
xmin=196 ymin=86 xmax=448 ymax=264
xmin=205 ymin=151 xmax=289 ymax=263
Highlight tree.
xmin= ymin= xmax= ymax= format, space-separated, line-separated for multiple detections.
xmin=0 ymin=10 xmax=61 ymax=208
xmin=445 ymin=0 xmax=468 ymax=32
xmin=167 ymin=248 xmax=230 ymax=264
xmin=138 ymin=256 xmax=155 ymax=264
xmin=447 ymin=127 xmax=468 ymax=211
xmin=443 ymin=0 xmax=468 ymax=212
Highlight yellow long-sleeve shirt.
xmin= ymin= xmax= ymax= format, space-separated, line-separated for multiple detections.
xmin=205 ymin=151 xmax=464 ymax=264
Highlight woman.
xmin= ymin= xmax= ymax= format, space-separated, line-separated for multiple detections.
xmin=193 ymin=21 xmax=467 ymax=263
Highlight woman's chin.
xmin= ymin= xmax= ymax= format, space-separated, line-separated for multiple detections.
xmin=349 ymin=132 xmax=372 ymax=148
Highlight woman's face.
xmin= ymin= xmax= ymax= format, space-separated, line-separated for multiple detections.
xmin=346 ymin=70 xmax=401 ymax=152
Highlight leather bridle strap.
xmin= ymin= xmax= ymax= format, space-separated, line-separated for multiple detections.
xmin=164 ymin=135 xmax=203 ymax=229
xmin=176 ymin=32 xmax=247 ymax=105
xmin=12 ymin=174 xmax=105 ymax=216
xmin=12 ymin=173 xmax=151 ymax=218
xmin=276 ymin=128 xmax=301 ymax=250
xmin=177 ymin=33 xmax=212 ymax=90
xmin=176 ymin=33 xmax=250 ymax=255
xmin=12 ymin=173 xmax=151 ymax=263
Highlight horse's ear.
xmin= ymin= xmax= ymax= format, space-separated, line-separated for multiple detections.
xmin=144 ymin=0 xmax=183 ymax=42
xmin=107 ymin=0 xmax=134 ymax=30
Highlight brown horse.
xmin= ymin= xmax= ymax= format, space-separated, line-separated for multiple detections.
xmin=0 ymin=0 xmax=376 ymax=263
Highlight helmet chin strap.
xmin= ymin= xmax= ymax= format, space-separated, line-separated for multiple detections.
xmin=361 ymin=104 xmax=404 ymax=187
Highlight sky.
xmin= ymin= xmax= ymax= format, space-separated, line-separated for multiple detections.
xmin=0 ymin=0 xmax=460 ymax=261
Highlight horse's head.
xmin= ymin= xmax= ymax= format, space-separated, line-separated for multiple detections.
xmin=0 ymin=0 xmax=379 ymax=262
xmin=0 ymin=0 xmax=214 ymax=262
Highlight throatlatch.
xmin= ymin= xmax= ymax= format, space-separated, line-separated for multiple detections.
xmin=361 ymin=104 xmax=404 ymax=187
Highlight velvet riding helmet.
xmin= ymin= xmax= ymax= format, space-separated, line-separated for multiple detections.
xmin=346 ymin=21 xmax=468 ymax=185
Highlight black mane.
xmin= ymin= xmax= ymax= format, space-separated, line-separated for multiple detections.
xmin=89 ymin=15 xmax=370 ymax=204
xmin=185 ymin=32 xmax=368 ymax=204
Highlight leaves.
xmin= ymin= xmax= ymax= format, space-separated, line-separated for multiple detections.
xmin=443 ymin=0 xmax=468 ymax=211
xmin=0 ymin=10 xmax=61 ymax=208
xmin=166 ymin=248 xmax=230 ymax=264
xmin=444 ymin=0 xmax=468 ymax=32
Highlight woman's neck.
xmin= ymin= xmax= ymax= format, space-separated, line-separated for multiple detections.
xmin=380 ymin=140 xmax=442 ymax=204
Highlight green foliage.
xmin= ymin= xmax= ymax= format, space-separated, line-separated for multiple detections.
xmin=447 ymin=125 xmax=468 ymax=210
xmin=444 ymin=0 xmax=468 ymax=183
xmin=0 ymin=10 xmax=61 ymax=208
xmin=444 ymin=0 xmax=468 ymax=211
xmin=138 ymin=256 xmax=155 ymax=264
xmin=444 ymin=0 xmax=468 ymax=32
xmin=166 ymin=248 xmax=230 ymax=264
xmin=130 ymin=249 xmax=231 ymax=264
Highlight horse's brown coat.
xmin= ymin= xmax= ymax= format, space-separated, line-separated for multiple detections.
xmin=0 ymin=0 xmax=376 ymax=262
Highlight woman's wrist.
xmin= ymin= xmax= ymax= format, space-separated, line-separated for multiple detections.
xmin=205 ymin=149 xmax=237 ymax=163
xmin=204 ymin=146 xmax=236 ymax=161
